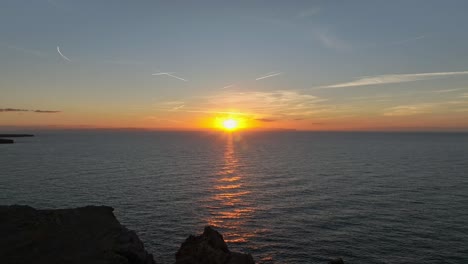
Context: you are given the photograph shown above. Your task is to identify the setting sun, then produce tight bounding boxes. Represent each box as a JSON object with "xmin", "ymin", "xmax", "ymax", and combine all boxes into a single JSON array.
[
  {"xmin": 222, "ymin": 119, "xmax": 238, "ymax": 130},
  {"xmin": 212, "ymin": 117, "xmax": 247, "ymax": 131}
]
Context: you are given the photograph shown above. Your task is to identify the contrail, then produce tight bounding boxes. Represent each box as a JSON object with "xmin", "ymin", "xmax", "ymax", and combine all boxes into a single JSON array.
[
  {"xmin": 255, "ymin": 72, "xmax": 282, "ymax": 81},
  {"xmin": 221, "ymin": 84, "xmax": 235, "ymax": 89},
  {"xmin": 152, "ymin": 72, "xmax": 188, "ymax": 82},
  {"xmin": 56, "ymin": 46, "xmax": 71, "ymax": 62},
  {"xmin": 172, "ymin": 105, "xmax": 185, "ymax": 110}
]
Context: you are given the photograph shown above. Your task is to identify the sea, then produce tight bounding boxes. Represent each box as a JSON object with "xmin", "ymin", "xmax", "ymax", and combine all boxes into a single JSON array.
[{"xmin": 1, "ymin": 130, "xmax": 467, "ymax": 263}]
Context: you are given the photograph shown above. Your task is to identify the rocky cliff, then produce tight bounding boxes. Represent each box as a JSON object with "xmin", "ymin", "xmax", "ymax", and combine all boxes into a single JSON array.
[
  {"xmin": 0, "ymin": 205, "xmax": 344, "ymax": 264},
  {"xmin": 0, "ymin": 205, "xmax": 155, "ymax": 264}
]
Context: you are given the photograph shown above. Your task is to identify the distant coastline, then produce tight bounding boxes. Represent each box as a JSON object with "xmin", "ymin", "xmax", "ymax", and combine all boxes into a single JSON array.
[
  {"xmin": 0, "ymin": 134, "xmax": 34, "ymax": 137},
  {"xmin": 0, "ymin": 134, "xmax": 34, "ymax": 144}
]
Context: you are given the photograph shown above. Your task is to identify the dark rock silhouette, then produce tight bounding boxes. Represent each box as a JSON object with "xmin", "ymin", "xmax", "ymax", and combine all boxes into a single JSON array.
[
  {"xmin": 0, "ymin": 134, "xmax": 34, "ymax": 137},
  {"xmin": 329, "ymin": 257, "xmax": 345, "ymax": 264},
  {"xmin": 0, "ymin": 205, "xmax": 155, "ymax": 264},
  {"xmin": 0, "ymin": 138, "xmax": 14, "ymax": 144},
  {"xmin": 175, "ymin": 226, "xmax": 255, "ymax": 264},
  {"xmin": 0, "ymin": 205, "xmax": 345, "ymax": 264}
]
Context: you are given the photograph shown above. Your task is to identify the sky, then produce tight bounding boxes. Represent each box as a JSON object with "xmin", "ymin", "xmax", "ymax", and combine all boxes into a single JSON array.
[{"xmin": 1, "ymin": 0, "xmax": 468, "ymax": 131}]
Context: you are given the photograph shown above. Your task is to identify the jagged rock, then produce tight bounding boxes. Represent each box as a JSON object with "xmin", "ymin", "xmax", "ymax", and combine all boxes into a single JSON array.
[
  {"xmin": 0, "ymin": 138, "xmax": 14, "ymax": 144},
  {"xmin": 329, "ymin": 257, "xmax": 345, "ymax": 264},
  {"xmin": 175, "ymin": 226, "xmax": 255, "ymax": 264},
  {"xmin": 0, "ymin": 205, "xmax": 155, "ymax": 264}
]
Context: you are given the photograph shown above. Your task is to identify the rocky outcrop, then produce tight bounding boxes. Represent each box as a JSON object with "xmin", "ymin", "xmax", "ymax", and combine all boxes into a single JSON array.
[
  {"xmin": 175, "ymin": 226, "xmax": 255, "ymax": 264},
  {"xmin": 0, "ymin": 138, "xmax": 14, "ymax": 144},
  {"xmin": 329, "ymin": 258, "xmax": 345, "ymax": 264},
  {"xmin": 0, "ymin": 205, "xmax": 345, "ymax": 264},
  {"xmin": 0, "ymin": 205, "xmax": 155, "ymax": 264}
]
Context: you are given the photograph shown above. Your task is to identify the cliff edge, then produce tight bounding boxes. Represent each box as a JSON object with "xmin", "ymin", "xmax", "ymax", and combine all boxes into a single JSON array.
[{"xmin": 0, "ymin": 205, "xmax": 155, "ymax": 264}]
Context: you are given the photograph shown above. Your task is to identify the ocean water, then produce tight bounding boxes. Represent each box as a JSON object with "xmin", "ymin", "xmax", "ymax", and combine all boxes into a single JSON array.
[{"xmin": 1, "ymin": 131, "xmax": 467, "ymax": 263}]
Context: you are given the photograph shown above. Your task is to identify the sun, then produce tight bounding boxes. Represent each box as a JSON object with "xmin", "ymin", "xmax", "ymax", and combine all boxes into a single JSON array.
[
  {"xmin": 222, "ymin": 118, "xmax": 238, "ymax": 131},
  {"xmin": 213, "ymin": 117, "xmax": 246, "ymax": 131}
]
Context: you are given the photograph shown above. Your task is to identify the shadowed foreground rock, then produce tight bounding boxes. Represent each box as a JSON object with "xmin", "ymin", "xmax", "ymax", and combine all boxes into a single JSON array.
[
  {"xmin": 0, "ymin": 205, "xmax": 155, "ymax": 264},
  {"xmin": 176, "ymin": 226, "xmax": 255, "ymax": 264},
  {"xmin": 329, "ymin": 257, "xmax": 345, "ymax": 264}
]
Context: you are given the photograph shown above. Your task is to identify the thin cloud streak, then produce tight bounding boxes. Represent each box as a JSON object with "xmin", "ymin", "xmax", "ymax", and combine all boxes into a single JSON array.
[
  {"xmin": 255, "ymin": 118, "xmax": 277, "ymax": 122},
  {"xmin": 33, "ymin": 110, "xmax": 61, "ymax": 113},
  {"xmin": 384, "ymin": 104, "xmax": 434, "ymax": 116},
  {"xmin": 255, "ymin": 72, "xmax": 282, "ymax": 81},
  {"xmin": 152, "ymin": 72, "xmax": 188, "ymax": 82},
  {"xmin": 390, "ymin": 35, "xmax": 425, "ymax": 45},
  {"xmin": 221, "ymin": 84, "xmax": 235, "ymax": 89},
  {"xmin": 314, "ymin": 29, "xmax": 350, "ymax": 51},
  {"xmin": 430, "ymin": 88, "xmax": 464, "ymax": 93},
  {"xmin": 318, "ymin": 71, "xmax": 468, "ymax": 89},
  {"xmin": 172, "ymin": 105, "xmax": 185, "ymax": 111},
  {"xmin": 1, "ymin": 108, "xmax": 61, "ymax": 113},
  {"xmin": 0, "ymin": 108, "xmax": 29, "ymax": 112},
  {"xmin": 56, "ymin": 46, "xmax": 71, "ymax": 62}
]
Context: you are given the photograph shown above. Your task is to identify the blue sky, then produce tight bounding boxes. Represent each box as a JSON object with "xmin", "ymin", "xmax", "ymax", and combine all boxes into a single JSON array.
[{"xmin": 1, "ymin": 0, "xmax": 468, "ymax": 130}]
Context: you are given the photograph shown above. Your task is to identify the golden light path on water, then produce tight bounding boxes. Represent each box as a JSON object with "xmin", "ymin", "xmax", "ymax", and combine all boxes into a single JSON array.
[{"xmin": 206, "ymin": 133, "xmax": 256, "ymax": 244}]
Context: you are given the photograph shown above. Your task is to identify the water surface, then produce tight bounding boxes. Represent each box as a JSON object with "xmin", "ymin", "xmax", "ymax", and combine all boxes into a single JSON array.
[{"xmin": 1, "ymin": 131, "xmax": 467, "ymax": 263}]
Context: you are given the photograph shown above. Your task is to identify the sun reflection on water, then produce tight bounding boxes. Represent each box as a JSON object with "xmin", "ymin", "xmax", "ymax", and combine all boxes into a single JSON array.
[{"xmin": 205, "ymin": 133, "xmax": 256, "ymax": 245}]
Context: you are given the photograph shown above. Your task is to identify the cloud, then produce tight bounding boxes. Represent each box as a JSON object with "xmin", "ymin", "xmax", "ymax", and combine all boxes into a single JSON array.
[
  {"xmin": 255, "ymin": 118, "xmax": 277, "ymax": 122},
  {"xmin": 314, "ymin": 29, "xmax": 350, "ymax": 51},
  {"xmin": 319, "ymin": 71, "xmax": 468, "ymax": 89},
  {"xmin": 0, "ymin": 108, "xmax": 61, "ymax": 113},
  {"xmin": 383, "ymin": 104, "xmax": 435, "ymax": 116},
  {"xmin": 431, "ymin": 88, "xmax": 464, "ymax": 93},
  {"xmin": 33, "ymin": 110, "xmax": 61, "ymax": 113},
  {"xmin": 157, "ymin": 90, "xmax": 342, "ymax": 121},
  {"xmin": 159, "ymin": 101, "xmax": 185, "ymax": 106},
  {"xmin": 462, "ymin": 93, "xmax": 468, "ymax": 98},
  {"xmin": 221, "ymin": 84, "xmax": 235, "ymax": 89},
  {"xmin": 171, "ymin": 105, "xmax": 184, "ymax": 111},
  {"xmin": 389, "ymin": 35, "xmax": 425, "ymax": 46},
  {"xmin": 0, "ymin": 108, "xmax": 29, "ymax": 112}
]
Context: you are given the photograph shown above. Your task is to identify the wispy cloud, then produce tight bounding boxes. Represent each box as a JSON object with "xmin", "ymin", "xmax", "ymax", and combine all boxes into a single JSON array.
[
  {"xmin": 57, "ymin": 46, "xmax": 71, "ymax": 62},
  {"xmin": 33, "ymin": 110, "xmax": 61, "ymax": 113},
  {"xmin": 152, "ymin": 71, "xmax": 188, "ymax": 82},
  {"xmin": 171, "ymin": 105, "xmax": 185, "ymax": 111},
  {"xmin": 0, "ymin": 108, "xmax": 29, "ymax": 112},
  {"xmin": 221, "ymin": 84, "xmax": 235, "ymax": 89},
  {"xmin": 383, "ymin": 104, "xmax": 435, "ymax": 116},
  {"xmin": 383, "ymin": 99, "xmax": 468, "ymax": 117},
  {"xmin": 430, "ymin": 88, "xmax": 464, "ymax": 93},
  {"xmin": 144, "ymin": 116, "xmax": 181, "ymax": 123},
  {"xmin": 156, "ymin": 90, "xmax": 346, "ymax": 121},
  {"xmin": 255, "ymin": 118, "xmax": 277, "ymax": 122},
  {"xmin": 389, "ymin": 35, "xmax": 425, "ymax": 46},
  {"xmin": 319, "ymin": 71, "xmax": 468, "ymax": 89},
  {"xmin": 461, "ymin": 93, "xmax": 468, "ymax": 98},
  {"xmin": 255, "ymin": 72, "xmax": 282, "ymax": 81},
  {"xmin": 1, "ymin": 108, "xmax": 61, "ymax": 113},
  {"xmin": 314, "ymin": 29, "xmax": 350, "ymax": 51}
]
